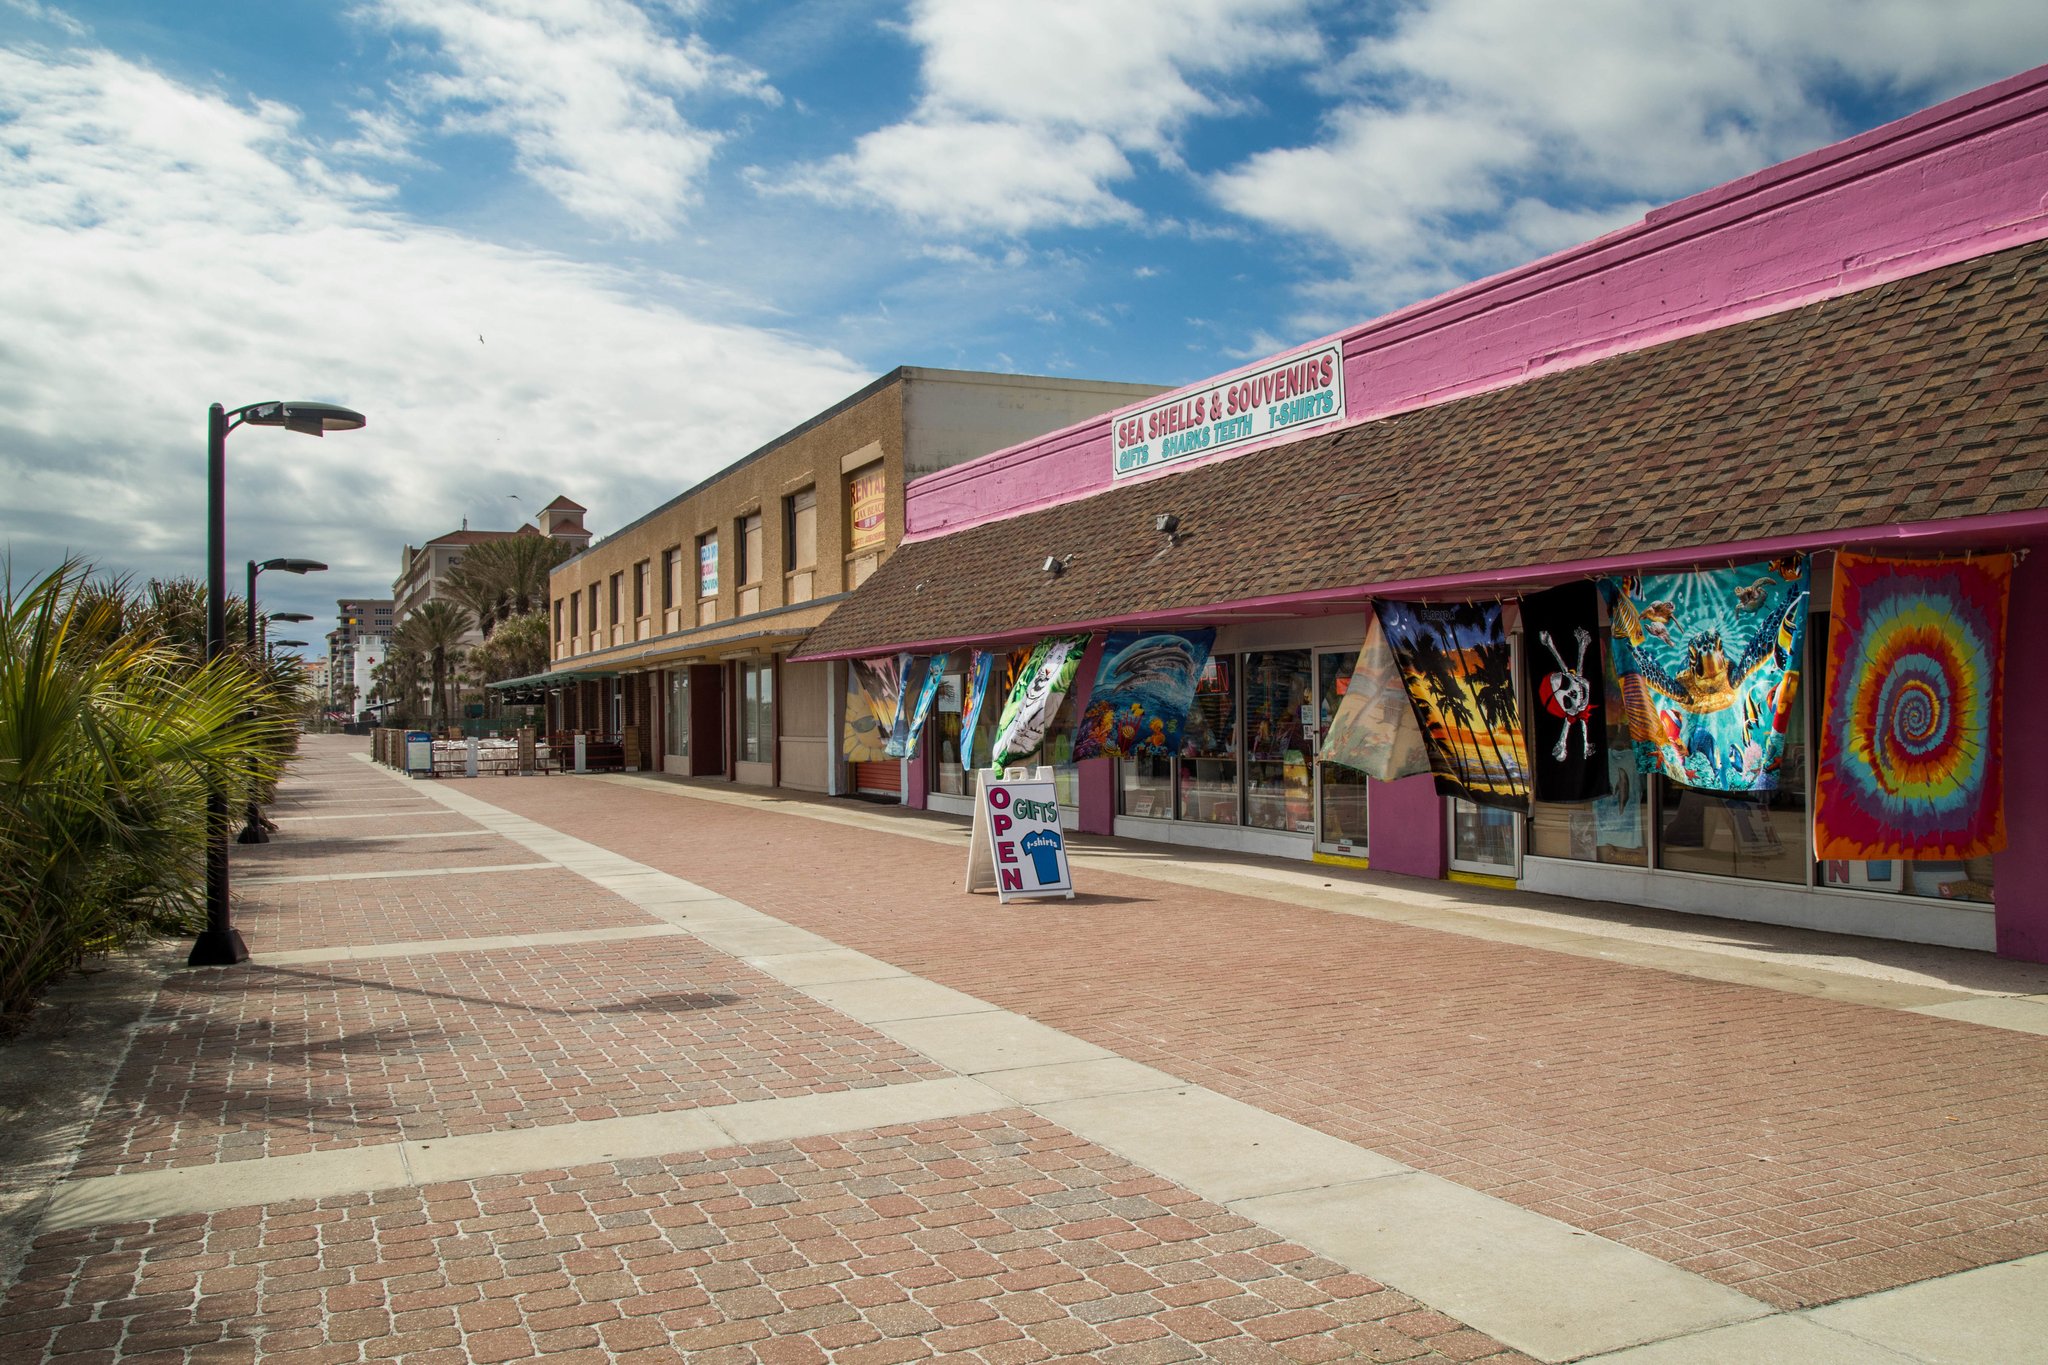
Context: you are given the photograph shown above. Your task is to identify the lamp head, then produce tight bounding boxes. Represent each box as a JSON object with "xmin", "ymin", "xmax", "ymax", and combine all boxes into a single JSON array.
[
  {"xmin": 241, "ymin": 402, "xmax": 367, "ymax": 437},
  {"xmin": 270, "ymin": 611, "xmax": 315, "ymax": 623},
  {"xmin": 1041, "ymin": 555, "xmax": 1065, "ymax": 577},
  {"xmin": 258, "ymin": 558, "xmax": 328, "ymax": 574},
  {"xmin": 1154, "ymin": 512, "xmax": 1180, "ymax": 536},
  {"xmin": 271, "ymin": 639, "xmax": 309, "ymax": 649}
]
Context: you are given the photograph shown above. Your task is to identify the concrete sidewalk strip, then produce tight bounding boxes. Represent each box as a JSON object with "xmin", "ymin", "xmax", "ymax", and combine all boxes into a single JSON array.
[
  {"xmin": 1235, "ymin": 1174, "xmax": 1772, "ymax": 1363},
  {"xmin": 1804, "ymin": 1252, "xmax": 2048, "ymax": 1363},
  {"xmin": 257, "ymin": 922, "xmax": 691, "ymax": 966},
  {"xmin": 874, "ymin": 1009, "xmax": 1116, "ymax": 1073},
  {"xmin": 688, "ymin": 921, "xmax": 842, "ymax": 957},
  {"xmin": 1036, "ymin": 1085, "xmax": 1408, "ymax": 1202},
  {"xmin": 1580, "ymin": 1314, "xmax": 1920, "ymax": 1364},
  {"xmin": 976, "ymin": 1056, "xmax": 1186, "ymax": 1104},
  {"xmin": 265, "ymin": 828, "xmax": 502, "ymax": 844},
  {"xmin": 1906, "ymin": 995, "xmax": 2048, "ymax": 1035},
  {"xmin": 235, "ymin": 861, "xmax": 556, "ymax": 886},
  {"xmin": 706, "ymin": 1076, "xmax": 1007, "ymax": 1145},
  {"xmin": 404, "ymin": 1110, "xmax": 730, "ymax": 1184},
  {"xmin": 40, "ymin": 1077, "xmax": 1011, "ymax": 1230},
  {"xmin": 804, "ymin": 975, "xmax": 1001, "ymax": 1023},
  {"xmin": 742, "ymin": 947, "xmax": 910, "ymax": 986},
  {"xmin": 43, "ymin": 1146, "xmax": 410, "ymax": 1231},
  {"xmin": 272, "ymin": 810, "xmax": 475, "ymax": 823}
]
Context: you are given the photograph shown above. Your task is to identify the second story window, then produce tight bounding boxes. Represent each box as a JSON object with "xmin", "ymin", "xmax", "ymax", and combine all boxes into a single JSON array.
[
  {"xmin": 568, "ymin": 593, "xmax": 579, "ymax": 638},
  {"xmin": 587, "ymin": 583, "xmax": 598, "ymax": 634},
  {"xmin": 661, "ymin": 548, "xmax": 678, "ymax": 611},
  {"xmin": 785, "ymin": 488, "xmax": 817, "ymax": 572},
  {"xmin": 634, "ymin": 560, "xmax": 649, "ymax": 618},
  {"xmin": 697, "ymin": 533, "xmax": 719, "ymax": 598},
  {"xmin": 738, "ymin": 512, "xmax": 764, "ymax": 586},
  {"xmin": 608, "ymin": 572, "xmax": 622, "ymax": 626},
  {"xmin": 553, "ymin": 598, "xmax": 563, "ymax": 641}
]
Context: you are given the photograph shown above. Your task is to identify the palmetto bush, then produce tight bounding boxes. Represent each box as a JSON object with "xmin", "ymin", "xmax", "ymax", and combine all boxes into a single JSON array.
[{"xmin": 0, "ymin": 562, "xmax": 287, "ymax": 1028}]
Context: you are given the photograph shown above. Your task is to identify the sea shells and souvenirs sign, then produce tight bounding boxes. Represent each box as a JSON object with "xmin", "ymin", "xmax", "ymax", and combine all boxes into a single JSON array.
[
  {"xmin": 1111, "ymin": 343, "xmax": 1345, "ymax": 480},
  {"xmin": 964, "ymin": 770, "xmax": 1074, "ymax": 902}
]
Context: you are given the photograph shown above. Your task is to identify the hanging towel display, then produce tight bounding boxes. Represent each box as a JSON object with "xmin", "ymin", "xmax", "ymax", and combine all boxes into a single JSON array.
[
  {"xmin": 885, "ymin": 654, "xmax": 949, "ymax": 760},
  {"xmin": 885, "ymin": 655, "xmax": 936, "ymax": 758},
  {"xmin": 1521, "ymin": 582, "xmax": 1611, "ymax": 801},
  {"xmin": 1074, "ymin": 629, "xmax": 1217, "ymax": 760},
  {"xmin": 1603, "ymin": 555, "xmax": 1809, "ymax": 793},
  {"xmin": 1321, "ymin": 612, "xmax": 1431, "ymax": 781},
  {"xmin": 1374, "ymin": 600, "xmax": 1529, "ymax": 813},
  {"xmin": 990, "ymin": 635, "xmax": 1089, "ymax": 769},
  {"xmin": 1815, "ymin": 551, "xmax": 2010, "ymax": 860},
  {"xmin": 843, "ymin": 655, "xmax": 904, "ymax": 764},
  {"xmin": 956, "ymin": 651, "xmax": 997, "ymax": 770}
]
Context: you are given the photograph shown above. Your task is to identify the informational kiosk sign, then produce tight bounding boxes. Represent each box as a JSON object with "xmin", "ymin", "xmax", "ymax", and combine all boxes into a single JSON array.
[
  {"xmin": 965, "ymin": 769, "xmax": 1075, "ymax": 903},
  {"xmin": 1111, "ymin": 341, "xmax": 1345, "ymax": 480}
]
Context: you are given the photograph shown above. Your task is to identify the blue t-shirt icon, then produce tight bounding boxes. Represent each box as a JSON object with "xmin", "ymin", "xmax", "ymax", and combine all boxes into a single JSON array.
[{"xmin": 1019, "ymin": 828, "xmax": 1064, "ymax": 884}]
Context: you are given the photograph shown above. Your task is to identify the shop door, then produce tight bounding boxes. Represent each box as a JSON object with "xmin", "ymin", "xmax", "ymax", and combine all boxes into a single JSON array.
[
  {"xmin": 1313, "ymin": 648, "xmax": 1369, "ymax": 860},
  {"xmin": 665, "ymin": 670, "xmax": 691, "ymax": 770}
]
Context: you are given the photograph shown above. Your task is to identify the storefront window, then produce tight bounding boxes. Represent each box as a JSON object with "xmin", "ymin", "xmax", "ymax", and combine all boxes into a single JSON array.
[
  {"xmin": 1245, "ymin": 651, "xmax": 1313, "ymax": 833},
  {"xmin": 1528, "ymin": 650, "xmax": 1648, "ymax": 867},
  {"xmin": 1120, "ymin": 754, "xmax": 1172, "ymax": 818},
  {"xmin": 1177, "ymin": 656, "xmax": 1238, "ymax": 824},
  {"xmin": 1655, "ymin": 675, "xmax": 1807, "ymax": 883},
  {"xmin": 738, "ymin": 661, "xmax": 773, "ymax": 764},
  {"xmin": 1450, "ymin": 799, "xmax": 1518, "ymax": 870}
]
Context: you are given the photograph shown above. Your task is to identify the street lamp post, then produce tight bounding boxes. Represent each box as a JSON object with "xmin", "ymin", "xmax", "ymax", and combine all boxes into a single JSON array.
[
  {"xmin": 238, "ymin": 564, "xmax": 324, "ymax": 845},
  {"xmin": 194, "ymin": 400, "xmax": 365, "ymax": 968}
]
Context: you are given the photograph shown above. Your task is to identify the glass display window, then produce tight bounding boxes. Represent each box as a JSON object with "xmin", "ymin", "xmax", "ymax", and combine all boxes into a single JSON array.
[
  {"xmin": 1177, "ymin": 655, "xmax": 1239, "ymax": 824},
  {"xmin": 1244, "ymin": 650, "xmax": 1313, "ymax": 833},
  {"xmin": 1119, "ymin": 753, "xmax": 1172, "ymax": 818},
  {"xmin": 930, "ymin": 669, "xmax": 968, "ymax": 797}
]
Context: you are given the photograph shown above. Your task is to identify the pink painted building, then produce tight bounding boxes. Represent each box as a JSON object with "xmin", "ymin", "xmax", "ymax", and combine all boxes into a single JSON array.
[{"xmin": 796, "ymin": 66, "xmax": 2048, "ymax": 961}]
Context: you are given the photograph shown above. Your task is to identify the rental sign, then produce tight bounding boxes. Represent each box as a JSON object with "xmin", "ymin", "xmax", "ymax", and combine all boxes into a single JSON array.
[{"xmin": 1111, "ymin": 342, "xmax": 1345, "ymax": 480}]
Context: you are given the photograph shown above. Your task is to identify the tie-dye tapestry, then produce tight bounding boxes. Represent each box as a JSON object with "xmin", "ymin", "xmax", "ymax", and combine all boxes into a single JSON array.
[
  {"xmin": 990, "ymin": 635, "xmax": 1089, "ymax": 769},
  {"xmin": 1321, "ymin": 613, "xmax": 1431, "ymax": 781},
  {"xmin": 1603, "ymin": 555, "xmax": 1810, "ymax": 794},
  {"xmin": 1521, "ymin": 582, "xmax": 1611, "ymax": 802},
  {"xmin": 843, "ymin": 655, "xmax": 904, "ymax": 764},
  {"xmin": 885, "ymin": 654, "xmax": 937, "ymax": 758},
  {"xmin": 956, "ymin": 651, "xmax": 997, "ymax": 770},
  {"xmin": 1814, "ymin": 551, "xmax": 2011, "ymax": 860},
  {"xmin": 1074, "ymin": 629, "xmax": 1216, "ymax": 760},
  {"xmin": 1373, "ymin": 600, "xmax": 1529, "ymax": 813}
]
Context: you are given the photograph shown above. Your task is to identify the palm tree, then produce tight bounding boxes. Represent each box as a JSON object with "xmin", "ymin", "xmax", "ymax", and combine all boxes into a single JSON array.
[
  {"xmin": 447, "ymin": 535, "xmax": 574, "ymax": 638},
  {"xmin": 394, "ymin": 600, "xmax": 471, "ymax": 728},
  {"xmin": 1469, "ymin": 635, "xmax": 1523, "ymax": 788},
  {"xmin": 1, "ymin": 561, "xmax": 285, "ymax": 1026}
]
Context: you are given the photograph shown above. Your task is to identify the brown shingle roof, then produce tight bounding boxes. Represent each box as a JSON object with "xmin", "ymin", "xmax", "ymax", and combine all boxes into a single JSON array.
[{"xmin": 795, "ymin": 239, "xmax": 2048, "ymax": 660}]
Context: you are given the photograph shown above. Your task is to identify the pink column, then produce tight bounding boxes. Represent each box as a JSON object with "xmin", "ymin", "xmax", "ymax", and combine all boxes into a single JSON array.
[
  {"xmin": 1995, "ymin": 546, "xmax": 2048, "ymax": 961},
  {"xmin": 905, "ymin": 739, "xmax": 930, "ymax": 810},
  {"xmin": 1368, "ymin": 775, "xmax": 1448, "ymax": 881},
  {"xmin": 1066, "ymin": 634, "xmax": 1114, "ymax": 835}
]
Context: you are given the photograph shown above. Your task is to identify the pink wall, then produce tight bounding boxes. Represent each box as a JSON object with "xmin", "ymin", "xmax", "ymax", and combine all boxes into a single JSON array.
[
  {"xmin": 1367, "ymin": 776, "xmax": 1448, "ymax": 881},
  {"xmin": 1994, "ymin": 548, "xmax": 2047, "ymax": 962},
  {"xmin": 907, "ymin": 64, "xmax": 2048, "ymax": 542}
]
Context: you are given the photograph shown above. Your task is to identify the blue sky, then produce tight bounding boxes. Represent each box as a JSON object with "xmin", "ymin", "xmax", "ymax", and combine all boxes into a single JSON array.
[{"xmin": 3, "ymin": 0, "xmax": 2046, "ymax": 649}]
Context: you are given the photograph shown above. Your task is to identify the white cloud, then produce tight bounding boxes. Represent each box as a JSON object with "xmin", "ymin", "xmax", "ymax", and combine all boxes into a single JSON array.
[
  {"xmin": 355, "ymin": 0, "xmax": 778, "ymax": 238},
  {"xmin": 0, "ymin": 46, "xmax": 868, "ymax": 609},
  {"xmin": 3, "ymin": 0, "xmax": 87, "ymax": 38},
  {"xmin": 779, "ymin": 0, "xmax": 1320, "ymax": 235},
  {"xmin": 1213, "ymin": 0, "xmax": 2048, "ymax": 311}
]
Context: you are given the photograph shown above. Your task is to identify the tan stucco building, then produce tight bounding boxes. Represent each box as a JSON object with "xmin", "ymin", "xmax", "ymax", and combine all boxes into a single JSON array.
[{"xmin": 540, "ymin": 367, "xmax": 1161, "ymax": 793}]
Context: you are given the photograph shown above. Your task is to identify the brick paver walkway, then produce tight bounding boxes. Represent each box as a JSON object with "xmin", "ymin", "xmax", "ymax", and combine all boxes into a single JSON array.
[
  {"xmin": 458, "ymin": 770, "xmax": 2048, "ymax": 1313},
  {"xmin": 0, "ymin": 740, "xmax": 1545, "ymax": 1364}
]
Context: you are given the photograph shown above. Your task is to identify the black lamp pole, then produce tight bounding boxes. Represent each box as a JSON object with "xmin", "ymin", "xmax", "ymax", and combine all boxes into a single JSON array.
[
  {"xmin": 238, "ymin": 565, "xmax": 323, "ymax": 845},
  {"xmin": 193, "ymin": 400, "xmax": 365, "ymax": 968}
]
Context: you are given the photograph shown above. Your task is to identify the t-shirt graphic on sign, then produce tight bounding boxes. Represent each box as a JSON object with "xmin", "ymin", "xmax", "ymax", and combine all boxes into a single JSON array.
[{"xmin": 1019, "ymin": 828, "xmax": 1065, "ymax": 885}]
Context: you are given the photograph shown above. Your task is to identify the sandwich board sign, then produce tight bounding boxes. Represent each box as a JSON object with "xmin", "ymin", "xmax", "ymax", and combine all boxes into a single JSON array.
[{"xmin": 965, "ymin": 768, "xmax": 1074, "ymax": 902}]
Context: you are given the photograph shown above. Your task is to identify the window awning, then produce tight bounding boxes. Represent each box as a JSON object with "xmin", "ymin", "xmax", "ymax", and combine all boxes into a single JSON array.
[{"xmin": 794, "ymin": 239, "xmax": 2048, "ymax": 662}]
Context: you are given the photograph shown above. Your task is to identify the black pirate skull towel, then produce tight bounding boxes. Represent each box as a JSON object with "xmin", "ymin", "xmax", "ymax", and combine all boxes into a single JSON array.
[{"xmin": 1522, "ymin": 582, "xmax": 1611, "ymax": 802}]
